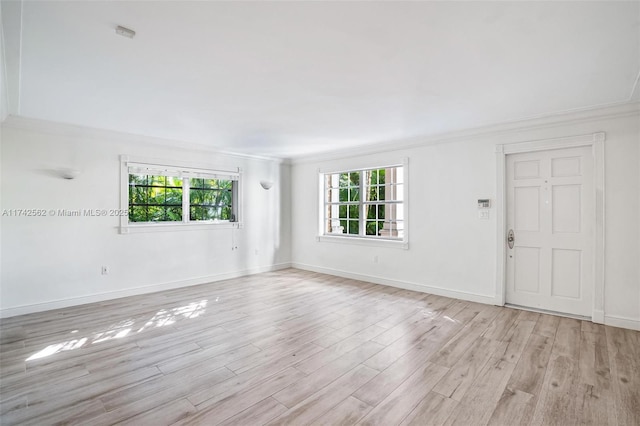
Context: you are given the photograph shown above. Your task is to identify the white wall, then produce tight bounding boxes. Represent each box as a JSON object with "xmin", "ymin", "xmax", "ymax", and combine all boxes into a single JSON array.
[
  {"xmin": 0, "ymin": 120, "xmax": 291, "ymax": 316},
  {"xmin": 1, "ymin": 0, "xmax": 21, "ymax": 121},
  {"xmin": 0, "ymin": 0, "xmax": 8, "ymax": 122},
  {"xmin": 1, "ymin": 106, "xmax": 638, "ymax": 330},
  {"xmin": 291, "ymin": 106, "xmax": 640, "ymax": 329}
]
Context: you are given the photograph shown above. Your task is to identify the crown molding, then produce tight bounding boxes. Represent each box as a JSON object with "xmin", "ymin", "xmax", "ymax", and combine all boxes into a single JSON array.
[
  {"xmin": 289, "ymin": 101, "xmax": 640, "ymax": 165},
  {"xmin": 0, "ymin": 115, "xmax": 287, "ymax": 164},
  {"xmin": 2, "ymin": 101, "xmax": 638, "ymax": 167}
]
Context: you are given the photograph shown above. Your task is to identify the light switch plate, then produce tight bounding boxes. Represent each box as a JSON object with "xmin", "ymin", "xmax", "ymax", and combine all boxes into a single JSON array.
[{"xmin": 479, "ymin": 210, "xmax": 490, "ymax": 220}]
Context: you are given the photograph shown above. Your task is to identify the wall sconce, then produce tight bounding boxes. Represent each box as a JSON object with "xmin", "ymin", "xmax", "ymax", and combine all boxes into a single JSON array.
[
  {"xmin": 260, "ymin": 180, "xmax": 274, "ymax": 190},
  {"xmin": 115, "ymin": 25, "xmax": 136, "ymax": 39},
  {"xmin": 59, "ymin": 168, "xmax": 81, "ymax": 180}
]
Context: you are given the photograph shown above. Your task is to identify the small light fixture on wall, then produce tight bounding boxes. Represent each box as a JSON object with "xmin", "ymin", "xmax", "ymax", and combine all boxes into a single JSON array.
[
  {"xmin": 58, "ymin": 168, "xmax": 81, "ymax": 180},
  {"xmin": 115, "ymin": 25, "xmax": 136, "ymax": 39},
  {"xmin": 260, "ymin": 180, "xmax": 274, "ymax": 190}
]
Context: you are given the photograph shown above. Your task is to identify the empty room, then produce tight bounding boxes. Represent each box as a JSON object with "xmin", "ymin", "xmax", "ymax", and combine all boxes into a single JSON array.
[{"xmin": 0, "ymin": 1, "xmax": 639, "ymax": 425}]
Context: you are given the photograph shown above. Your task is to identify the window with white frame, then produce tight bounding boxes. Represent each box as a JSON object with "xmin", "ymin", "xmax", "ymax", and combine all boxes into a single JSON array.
[
  {"xmin": 322, "ymin": 165, "xmax": 405, "ymax": 240},
  {"xmin": 128, "ymin": 174, "xmax": 185, "ymax": 222},
  {"xmin": 122, "ymin": 158, "xmax": 241, "ymax": 230}
]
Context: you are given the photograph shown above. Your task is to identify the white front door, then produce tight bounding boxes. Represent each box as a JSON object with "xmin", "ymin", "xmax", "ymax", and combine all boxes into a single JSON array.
[{"xmin": 505, "ymin": 146, "xmax": 594, "ymax": 317}]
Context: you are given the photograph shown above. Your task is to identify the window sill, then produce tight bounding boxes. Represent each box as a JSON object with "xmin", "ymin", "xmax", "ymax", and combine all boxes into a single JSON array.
[
  {"xmin": 120, "ymin": 221, "xmax": 243, "ymax": 234},
  {"xmin": 316, "ymin": 234, "xmax": 409, "ymax": 250}
]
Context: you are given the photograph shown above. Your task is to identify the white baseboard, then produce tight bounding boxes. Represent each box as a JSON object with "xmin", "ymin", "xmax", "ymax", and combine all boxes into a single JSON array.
[
  {"xmin": 0, "ymin": 263, "xmax": 292, "ymax": 319},
  {"xmin": 604, "ymin": 314, "xmax": 640, "ymax": 331},
  {"xmin": 291, "ymin": 263, "xmax": 498, "ymax": 306},
  {"xmin": 6, "ymin": 262, "xmax": 637, "ymax": 331},
  {"xmin": 592, "ymin": 309, "xmax": 605, "ymax": 324},
  {"xmin": 292, "ymin": 264, "xmax": 640, "ymax": 331}
]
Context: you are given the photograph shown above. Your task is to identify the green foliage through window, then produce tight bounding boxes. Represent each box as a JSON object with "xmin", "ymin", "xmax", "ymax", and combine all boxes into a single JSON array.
[
  {"xmin": 128, "ymin": 173, "xmax": 237, "ymax": 224},
  {"xmin": 189, "ymin": 178, "xmax": 233, "ymax": 221},
  {"xmin": 323, "ymin": 166, "xmax": 404, "ymax": 239},
  {"xmin": 129, "ymin": 174, "xmax": 183, "ymax": 222}
]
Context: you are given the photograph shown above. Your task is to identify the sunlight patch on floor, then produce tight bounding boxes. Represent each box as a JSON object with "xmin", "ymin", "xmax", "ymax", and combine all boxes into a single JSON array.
[
  {"xmin": 25, "ymin": 299, "xmax": 208, "ymax": 362},
  {"xmin": 26, "ymin": 337, "xmax": 88, "ymax": 361},
  {"xmin": 136, "ymin": 299, "xmax": 208, "ymax": 332}
]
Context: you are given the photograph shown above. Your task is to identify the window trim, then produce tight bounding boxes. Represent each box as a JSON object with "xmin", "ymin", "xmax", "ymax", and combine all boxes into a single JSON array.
[
  {"xmin": 119, "ymin": 155, "xmax": 243, "ymax": 234},
  {"xmin": 317, "ymin": 158, "xmax": 409, "ymax": 249}
]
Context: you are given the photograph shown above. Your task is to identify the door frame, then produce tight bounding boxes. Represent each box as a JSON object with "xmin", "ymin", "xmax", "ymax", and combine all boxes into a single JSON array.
[{"xmin": 495, "ymin": 132, "xmax": 606, "ymax": 322}]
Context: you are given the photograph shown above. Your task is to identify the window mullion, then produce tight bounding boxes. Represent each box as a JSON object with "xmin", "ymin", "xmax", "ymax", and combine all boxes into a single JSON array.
[
  {"xmin": 359, "ymin": 170, "xmax": 365, "ymax": 236},
  {"xmin": 183, "ymin": 177, "xmax": 190, "ymax": 223}
]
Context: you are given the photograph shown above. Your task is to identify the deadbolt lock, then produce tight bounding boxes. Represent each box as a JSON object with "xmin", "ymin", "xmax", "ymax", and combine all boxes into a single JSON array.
[{"xmin": 507, "ymin": 229, "xmax": 515, "ymax": 249}]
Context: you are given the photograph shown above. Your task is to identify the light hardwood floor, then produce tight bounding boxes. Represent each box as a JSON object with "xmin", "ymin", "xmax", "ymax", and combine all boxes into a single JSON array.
[{"xmin": 1, "ymin": 268, "xmax": 638, "ymax": 425}]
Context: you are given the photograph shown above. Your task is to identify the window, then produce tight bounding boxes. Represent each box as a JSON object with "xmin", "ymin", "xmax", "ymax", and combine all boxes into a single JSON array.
[
  {"xmin": 129, "ymin": 175, "xmax": 183, "ymax": 222},
  {"xmin": 322, "ymin": 165, "xmax": 405, "ymax": 241},
  {"xmin": 189, "ymin": 178, "xmax": 234, "ymax": 221},
  {"xmin": 121, "ymin": 157, "xmax": 241, "ymax": 232}
]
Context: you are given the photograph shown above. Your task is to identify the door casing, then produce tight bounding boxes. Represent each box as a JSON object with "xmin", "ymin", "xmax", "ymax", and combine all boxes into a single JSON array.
[{"xmin": 495, "ymin": 132, "xmax": 605, "ymax": 323}]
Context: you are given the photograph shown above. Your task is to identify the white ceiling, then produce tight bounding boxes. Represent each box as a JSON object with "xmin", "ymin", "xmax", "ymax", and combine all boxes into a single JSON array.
[{"xmin": 3, "ymin": 1, "xmax": 639, "ymax": 158}]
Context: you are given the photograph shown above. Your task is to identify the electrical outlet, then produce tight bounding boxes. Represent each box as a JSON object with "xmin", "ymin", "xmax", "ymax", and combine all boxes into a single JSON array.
[{"xmin": 101, "ymin": 266, "xmax": 109, "ymax": 275}]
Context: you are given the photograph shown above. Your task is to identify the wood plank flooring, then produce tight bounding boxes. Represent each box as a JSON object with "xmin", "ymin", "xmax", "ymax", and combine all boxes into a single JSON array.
[{"xmin": 1, "ymin": 268, "xmax": 638, "ymax": 425}]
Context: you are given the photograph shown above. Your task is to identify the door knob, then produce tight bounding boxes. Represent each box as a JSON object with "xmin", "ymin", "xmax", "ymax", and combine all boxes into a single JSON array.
[{"xmin": 507, "ymin": 229, "xmax": 515, "ymax": 249}]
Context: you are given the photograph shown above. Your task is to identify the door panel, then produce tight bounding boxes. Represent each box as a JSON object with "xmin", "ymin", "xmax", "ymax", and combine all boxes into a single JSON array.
[
  {"xmin": 551, "ymin": 156, "xmax": 581, "ymax": 177},
  {"xmin": 506, "ymin": 146, "xmax": 594, "ymax": 317},
  {"xmin": 514, "ymin": 160, "xmax": 541, "ymax": 179},
  {"xmin": 514, "ymin": 247, "xmax": 540, "ymax": 293},
  {"xmin": 514, "ymin": 187, "xmax": 540, "ymax": 231},
  {"xmin": 551, "ymin": 249, "xmax": 582, "ymax": 299},
  {"xmin": 552, "ymin": 184, "xmax": 581, "ymax": 233}
]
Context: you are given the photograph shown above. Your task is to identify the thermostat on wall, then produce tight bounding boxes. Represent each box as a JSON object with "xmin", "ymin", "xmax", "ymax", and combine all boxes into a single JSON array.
[{"xmin": 478, "ymin": 199, "xmax": 491, "ymax": 209}]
